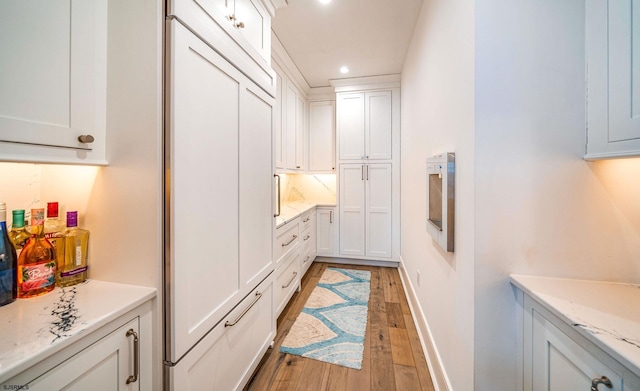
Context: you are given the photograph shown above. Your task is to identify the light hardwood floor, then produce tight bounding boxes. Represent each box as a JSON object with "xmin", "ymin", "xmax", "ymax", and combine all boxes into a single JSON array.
[{"xmin": 245, "ymin": 262, "xmax": 435, "ymax": 391}]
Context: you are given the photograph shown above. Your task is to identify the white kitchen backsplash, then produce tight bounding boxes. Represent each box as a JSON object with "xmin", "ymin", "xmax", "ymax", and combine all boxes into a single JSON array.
[
  {"xmin": 0, "ymin": 162, "xmax": 99, "ymax": 227},
  {"xmin": 282, "ymin": 174, "xmax": 336, "ymax": 204}
]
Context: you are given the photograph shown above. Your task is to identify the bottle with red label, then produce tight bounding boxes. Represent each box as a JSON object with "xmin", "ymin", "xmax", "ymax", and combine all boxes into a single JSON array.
[{"xmin": 17, "ymin": 208, "xmax": 56, "ymax": 298}]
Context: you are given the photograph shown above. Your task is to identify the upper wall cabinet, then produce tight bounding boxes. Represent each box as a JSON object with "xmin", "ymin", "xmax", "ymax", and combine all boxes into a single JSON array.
[
  {"xmin": 0, "ymin": 0, "xmax": 107, "ymax": 165},
  {"xmin": 337, "ymin": 90, "xmax": 392, "ymax": 161},
  {"xmin": 168, "ymin": 0, "xmax": 277, "ymax": 95},
  {"xmin": 585, "ymin": 0, "xmax": 640, "ymax": 160},
  {"xmin": 273, "ymin": 62, "xmax": 306, "ymax": 172},
  {"xmin": 308, "ymin": 100, "xmax": 336, "ymax": 172}
]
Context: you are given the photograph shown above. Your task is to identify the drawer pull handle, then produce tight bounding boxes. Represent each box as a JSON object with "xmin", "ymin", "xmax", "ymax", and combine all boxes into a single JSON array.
[
  {"xmin": 591, "ymin": 376, "xmax": 613, "ymax": 391},
  {"xmin": 329, "ymin": 210, "xmax": 333, "ymax": 223},
  {"xmin": 225, "ymin": 291, "xmax": 262, "ymax": 327},
  {"xmin": 303, "ymin": 217, "xmax": 310, "ymax": 223},
  {"xmin": 303, "ymin": 235, "xmax": 310, "ymax": 241},
  {"xmin": 282, "ymin": 235, "xmax": 298, "ymax": 247},
  {"xmin": 126, "ymin": 329, "xmax": 139, "ymax": 384},
  {"xmin": 282, "ymin": 271, "xmax": 298, "ymax": 289},
  {"xmin": 303, "ymin": 255, "xmax": 310, "ymax": 263}
]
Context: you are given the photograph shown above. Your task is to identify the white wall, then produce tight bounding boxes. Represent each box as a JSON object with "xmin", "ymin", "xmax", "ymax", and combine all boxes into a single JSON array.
[
  {"xmin": 474, "ymin": 1, "xmax": 640, "ymax": 390},
  {"xmin": 400, "ymin": 0, "xmax": 475, "ymax": 389},
  {"xmin": 403, "ymin": 0, "xmax": 640, "ymax": 389}
]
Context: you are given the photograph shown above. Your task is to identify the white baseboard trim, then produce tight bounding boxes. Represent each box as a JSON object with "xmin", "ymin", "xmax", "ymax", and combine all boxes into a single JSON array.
[{"xmin": 397, "ymin": 256, "xmax": 452, "ymax": 391}]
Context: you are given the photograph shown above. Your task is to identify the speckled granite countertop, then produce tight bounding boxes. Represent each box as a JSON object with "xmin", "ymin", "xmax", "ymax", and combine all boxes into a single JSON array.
[
  {"xmin": 276, "ymin": 201, "xmax": 336, "ymax": 228},
  {"xmin": 0, "ymin": 280, "xmax": 156, "ymax": 383},
  {"xmin": 511, "ymin": 275, "xmax": 640, "ymax": 376}
]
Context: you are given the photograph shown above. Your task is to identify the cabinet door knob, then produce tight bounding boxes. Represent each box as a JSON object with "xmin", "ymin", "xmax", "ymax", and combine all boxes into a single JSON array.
[
  {"xmin": 591, "ymin": 376, "xmax": 613, "ymax": 391},
  {"xmin": 77, "ymin": 134, "xmax": 94, "ymax": 143},
  {"xmin": 235, "ymin": 21, "xmax": 245, "ymax": 29}
]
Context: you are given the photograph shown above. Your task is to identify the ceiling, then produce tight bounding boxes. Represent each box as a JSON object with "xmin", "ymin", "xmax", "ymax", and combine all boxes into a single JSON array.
[{"xmin": 271, "ymin": 0, "xmax": 424, "ymax": 88}]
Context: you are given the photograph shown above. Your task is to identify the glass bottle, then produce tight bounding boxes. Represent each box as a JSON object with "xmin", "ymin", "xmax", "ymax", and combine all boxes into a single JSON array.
[
  {"xmin": 0, "ymin": 203, "xmax": 17, "ymax": 306},
  {"xmin": 9, "ymin": 209, "xmax": 31, "ymax": 258},
  {"xmin": 57, "ymin": 211, "xmax": 89, "ymax": 287},
  {"xmin": 44, "ymin": 202, "xmax": 65, "ymax": 267},
  {"xmin": 17, "ymin": 208, "xmax": 56, "ymax": 298}
]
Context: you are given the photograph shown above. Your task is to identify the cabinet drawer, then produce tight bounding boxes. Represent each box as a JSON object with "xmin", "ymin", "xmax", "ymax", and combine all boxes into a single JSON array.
[
  {"xmin": 275, "ymin": 219, "xmax": 299, "ymax": 264},
  {"xmin": 169, "ymin": 276, "xmax": 275, "ymax": 391},
  {"xmin": 300, "ymin": 247, "xmax": 313, "ymax": 277},
  {"xmin": 300, "ymin": 210, "xmax": 315, "ymax": 233},
  {"xmin": 275, "ymin": 250, "xmax": 300, "ymax": 317}
]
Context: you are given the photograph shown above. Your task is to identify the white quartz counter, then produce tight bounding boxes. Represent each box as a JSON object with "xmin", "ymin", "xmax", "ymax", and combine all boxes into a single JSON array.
[
  {"xmin": 511, "ymin": 275, "xmax": 640, "ymax": 376},
  {"xmin": 276, "ymin": 201, "xmax": 336, "ymax": 228},
  {"xmin": 0, "ymin": 280, "xmax": 156, "ymax": 383}
]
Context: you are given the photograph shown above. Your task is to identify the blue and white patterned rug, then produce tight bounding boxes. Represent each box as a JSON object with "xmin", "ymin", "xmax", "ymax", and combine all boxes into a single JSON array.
[{"xmin": 280, "ymin": 267, "xmax": 371, "ymax": 370}]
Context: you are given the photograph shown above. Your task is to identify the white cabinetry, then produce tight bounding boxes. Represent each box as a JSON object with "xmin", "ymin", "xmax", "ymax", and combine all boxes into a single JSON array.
[
  {"xmin": 166, "ymin": 19, "xmax": 273, "ymax": 363},
  {"xmin": 316, "ymin": 207, "xmax": 337, "ymax": 256},
  {"xmin": 522, "ymin": 295, "xmax": 640, "ymax": 391},
  {"xmin": 2, "ymin": 301, "xmax": 153, "ymax": 391},
  {"xmin": 299, "ymin": 209, "xmax": 316, "ymax": 275},
  {"xmin": 0, "ymin": 0, "xmax": 107, "ymax": 164},
  {"xmin": 274, "ymin": 249, "xmax": 300, "ymax": 317},
  {"xmin": 337, "ymin": 91, "xmax": 392, "ymax": 161},
  {"xmin": 168, "ymin": 276, "xmax": 275, "ymax": 391},
  {"xmin": 585, "ymin": 0, "xmax": 640, "ymax": 159},
  {"xmin": 339, "ymin": 164, "xmax": 392, "ymax": 259},
  {"xmin": 308, "ymin": 101, "xmax": 336, "ymax": 172},
  {"xmin": 274, "ymin": 64, "xmax": 306, "ymax": 171}
]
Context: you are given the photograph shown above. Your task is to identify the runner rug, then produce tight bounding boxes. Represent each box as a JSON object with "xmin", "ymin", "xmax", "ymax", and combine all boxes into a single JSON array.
[{"xmin": 280, "ymin": 267, "xmax": 371, "ymax": 370}]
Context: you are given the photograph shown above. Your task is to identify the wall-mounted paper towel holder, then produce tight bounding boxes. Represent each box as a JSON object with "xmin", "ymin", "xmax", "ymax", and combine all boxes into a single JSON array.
[{"xmin": 426, "ymin": 152, "xmax": 455, "ymax": 252}]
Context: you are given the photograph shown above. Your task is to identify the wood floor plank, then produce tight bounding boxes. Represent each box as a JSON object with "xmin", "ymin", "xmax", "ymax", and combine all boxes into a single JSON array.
[
  {"xmin": 403, "ymin": 314, "xmax": 436, "ymax": 391},
  {"xmin": 389, "ymin": 326, "xmax": 415, "ymax": 367},
  {"xmin": 269, "ymin": 355, "xmax": 306, "ymax": 391},
  {"xmin": 294, "ymin": 359, "xmax": 329, "ymax": 391},
  {"xmin": 394, "ymin": 364, "xmax": 422, "ymax": 391},
  {"xmin": 370, "ymin": 269, "xmax": 396, "ymax": 391},
  {"xmin": 386, "ymin": 302, "xmax": 406, "ymax": 329},
  {"xmin": 381, "ymin": 267, "xmax": 400, "ymax": 303},
  {"xmin": 324, "ymin": 364, "xmax": 349, "ymax": 391}
]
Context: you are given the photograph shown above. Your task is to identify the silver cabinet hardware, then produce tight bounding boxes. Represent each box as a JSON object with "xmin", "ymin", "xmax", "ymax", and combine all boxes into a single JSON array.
[
  {"xmin": 126, "ymin": 329, "xmax": 139, "ymax": 384},
  {"xmin": 365, "ymin": 155, "xmax": 369, "ymax": 159},
  {"xmin": 77, "ymin": 134, "xmax": 95, "ymax": 143},
  {"xmin": 303, "ymin": 255, "xmax": 310, "ymax": 263},
  {"xmin": 361, "ymin": 165, "xmax": 364, "ymax": 180},
  {"xmin": 366, "ymin": 164, "xmax": 369, "ymax": 180},
  {"xmin": 282, "ymin": 272, "xmax": 298, "ymax": 289},
  {"xmin": 225, "ymin": 291, "xmax": 262, "ymax": 327},
  {"xmin": 329, "ymin": 210, "xmax": 333, "ymax": 223},
  {"xmin": 296, "ymin": 165, "xmax": 301, "ymax": 168},
  {"xmin": 227, "ymin": 14, "xmax": 236, "ymax": 20},
  {"xmin": 235, "ymin": 21, "xmax": 245, "ymax": 29},
  {"xmin": 282, "ymin": 235, "xmax": 297, "ymax": 247},
  {"xmin": 274, "ymin": 174, "xmax": 281, "ymax": 217},
  {"xmin": 302, "ymin": 217, "xmax": 310, "ymax": 223},
  {"xmin": 303, "ymin": 235, "xmax": 310, "ymax": 241},
  {"xmin": 591, "ymin": 376, "xmax": 613, "ymax": 391}
]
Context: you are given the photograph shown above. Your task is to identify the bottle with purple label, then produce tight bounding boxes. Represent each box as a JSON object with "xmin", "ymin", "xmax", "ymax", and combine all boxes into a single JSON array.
[{"xmin": 57, "ymin": 211, "xmax": 89, "ymax": 287}]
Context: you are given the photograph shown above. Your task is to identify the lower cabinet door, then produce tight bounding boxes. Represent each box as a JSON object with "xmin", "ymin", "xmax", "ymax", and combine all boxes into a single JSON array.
[
  {"xmin": 274, "ymin": 250, "xmax": 300, "ymax": 317},
  {"xmin": 531, "ymin": 310, "xmax": 623, "ymax": 391},
  {"xmin": 169, "ymin": 276, "xmax": 275, "ymax": 391},
  {"xmin": 12, "ymin": 318, "xmax": 140, "ymax": 391}
]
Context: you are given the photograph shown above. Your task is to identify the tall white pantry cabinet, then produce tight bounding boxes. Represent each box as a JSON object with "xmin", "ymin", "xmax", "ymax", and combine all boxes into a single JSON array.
[
  {"xmin": 335, "ymin": 79, "xmax": 401, "ymax": 263},
  {"xmin": 164, "ymin": 0, "xmax": 282, "ymax": 389}
]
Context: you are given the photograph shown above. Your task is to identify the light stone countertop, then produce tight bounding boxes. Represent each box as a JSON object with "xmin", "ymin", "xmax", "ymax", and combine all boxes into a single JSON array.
[
  {"xmin": 276, "ymin": 201, "xmax": 336, "ymax": 228},
  {"xmin": 0, "ymin": 280, "xmax": 156, "ymax": 383},
  {"xmin": 510, "ymin": 274, "xmax": 640, "ymax": 376}
]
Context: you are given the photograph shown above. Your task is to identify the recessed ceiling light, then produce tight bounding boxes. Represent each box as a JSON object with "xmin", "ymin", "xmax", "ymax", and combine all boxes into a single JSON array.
[
  {"xmin": 340, "ymin": 66, "xmax": 349, "ymax": 74},
  {"xmin": 319, "ymin": 0, "xmax": 332, "ymax": 4}
]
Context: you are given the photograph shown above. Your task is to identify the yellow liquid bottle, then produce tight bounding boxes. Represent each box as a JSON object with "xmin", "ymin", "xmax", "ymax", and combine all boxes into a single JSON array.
[{"xmin": 57, "ymin": 211, "xmax": 89, "ymax": 287}]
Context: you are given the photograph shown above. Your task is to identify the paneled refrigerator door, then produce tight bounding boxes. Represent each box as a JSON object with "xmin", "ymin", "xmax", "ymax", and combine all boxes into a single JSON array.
[{"xmin": 165, "ymin": 19, "xmax": 244, "ymax": 363}]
